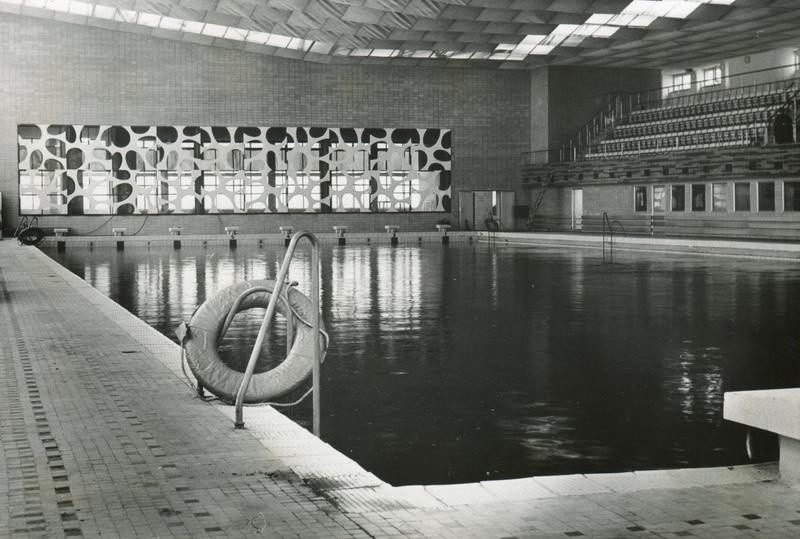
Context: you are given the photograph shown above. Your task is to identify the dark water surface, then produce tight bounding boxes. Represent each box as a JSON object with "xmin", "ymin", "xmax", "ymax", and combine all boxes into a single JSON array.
[{"xmin": 43, "ymin": 243, "xmax": 800, "ymax": 485}]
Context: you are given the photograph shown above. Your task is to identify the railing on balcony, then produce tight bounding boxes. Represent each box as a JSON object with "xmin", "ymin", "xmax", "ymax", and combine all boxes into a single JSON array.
[{"xmin": 523, "ymin": 64, "xmax": 800, "ymax": 166}]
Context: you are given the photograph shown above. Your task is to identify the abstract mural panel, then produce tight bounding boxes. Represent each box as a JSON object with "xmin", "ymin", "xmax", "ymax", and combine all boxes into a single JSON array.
[{"xmin": 17, "ymin": 125, "xmax": 452, "ymax": 215}]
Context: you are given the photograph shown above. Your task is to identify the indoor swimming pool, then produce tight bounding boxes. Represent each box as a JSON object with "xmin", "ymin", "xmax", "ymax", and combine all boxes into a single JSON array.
[{"xmin": 42, "ymin": 242, "xmax": 800, "ymax": 486}]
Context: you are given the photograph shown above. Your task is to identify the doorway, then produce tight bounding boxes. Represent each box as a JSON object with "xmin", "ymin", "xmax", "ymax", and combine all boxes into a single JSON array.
[
  {"xmin": 571, "ymin": 188, "xmax": 583, "ymax": 231},
  {"xmin": 459, "ymin": 190, "xmax": 515, "ymax": 231}
]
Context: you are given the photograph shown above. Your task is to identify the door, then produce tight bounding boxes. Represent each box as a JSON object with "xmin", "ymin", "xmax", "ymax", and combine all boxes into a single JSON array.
[
  {"xmin": 473, "ymin": 192, "xmax": 493, "ymax": 230},
  {"xmin": 498, "ymin": 191, "xmax": 515, "ymax": 231},
  {"xmin": 458, "ymin": 191, "xmax": 474, "ymax": 230},
  {"xmin": 459, "ymin": 191, "xmax": 515, "ymax": 231},
  {"xmin": 572, "ymin": 188, "xmax": 583, "ymax": 231}
]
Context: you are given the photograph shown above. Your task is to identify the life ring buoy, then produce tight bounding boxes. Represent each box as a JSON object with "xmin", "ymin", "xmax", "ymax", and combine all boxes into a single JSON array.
[{"xmin": 183, "ymin": 279, "xmax": 326, "ymax": 403}]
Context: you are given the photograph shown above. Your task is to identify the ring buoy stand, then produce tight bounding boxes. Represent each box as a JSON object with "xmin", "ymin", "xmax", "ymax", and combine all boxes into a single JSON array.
[{"xmin": 182, "ymin": 279, "xmax": 327, "ymax": 404}]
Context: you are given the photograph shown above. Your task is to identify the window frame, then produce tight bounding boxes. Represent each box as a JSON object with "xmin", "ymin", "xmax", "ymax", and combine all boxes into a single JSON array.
[
  {"xmin": 734, "ymin": 182, "xmax": 751, "ymax": 212},
  {"xmin": 712, "ymin": 182, "xmax": 728, "ymax": 212},
  {"xmin": 671, "ymin": 71, "xmax": 693, "ymax": 93},
  {"xmin": 701, "ymin": 64, "xmax": 723, "ymax": 88},
  {"xmin": 671, "ymin": 184, "xmax": 685, "ymax": 212},
  {"xmin": 634, "ymin": 185, "xmax": 648, "ymax": 212},
  {"xmin": 691, "ymin": 184, "xmax": 706, "ymax": 212},
  {"xmin": 784, "ymin": 181, "xmax": 800, "ymax": 212},
  {"xmin": 653, "ymin": 185, "xmax": 666, "ymax": 212},
  {"xmin": 757, "ymin": 181, "xmax": 776, "ymax": 212}
]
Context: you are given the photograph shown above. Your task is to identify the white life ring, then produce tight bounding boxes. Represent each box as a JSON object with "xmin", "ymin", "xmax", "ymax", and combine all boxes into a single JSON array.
[{"xmin": 184, "ymin": 279, "xmax": 326, "ymax": 403}]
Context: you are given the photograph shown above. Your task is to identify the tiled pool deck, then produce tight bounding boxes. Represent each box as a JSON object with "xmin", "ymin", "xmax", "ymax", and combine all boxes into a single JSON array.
[{"xmin": 3, "ymin": 238, "xmax": 800, "ymax": 538}]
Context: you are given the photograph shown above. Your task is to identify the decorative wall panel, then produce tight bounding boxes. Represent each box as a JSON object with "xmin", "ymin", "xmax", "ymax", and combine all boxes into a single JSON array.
[{"xmin": 17, "ymin": 125, "xmax": 452, "ymax": 215}]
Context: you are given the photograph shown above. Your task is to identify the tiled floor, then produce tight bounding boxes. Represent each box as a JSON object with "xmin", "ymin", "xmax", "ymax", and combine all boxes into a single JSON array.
[{"xmin": 2, "ymin": 239, "xmax": 800, "ymax": 538}]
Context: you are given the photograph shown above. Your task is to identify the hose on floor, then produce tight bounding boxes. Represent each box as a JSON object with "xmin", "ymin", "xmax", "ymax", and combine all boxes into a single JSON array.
[{"xmin": 18, "ymin": 227, "xmax": 45, "ymax": 246}]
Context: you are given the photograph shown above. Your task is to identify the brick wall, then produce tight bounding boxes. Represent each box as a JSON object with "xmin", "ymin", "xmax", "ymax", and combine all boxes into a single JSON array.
[{"xmin": 0, "ymin": 13, "xmax": 530, "ymax": 235}]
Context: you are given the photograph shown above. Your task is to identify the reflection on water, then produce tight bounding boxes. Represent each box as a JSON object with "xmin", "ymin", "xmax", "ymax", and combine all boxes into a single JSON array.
[{"xmin": 44, "ymin": 243, "xmax": 800, "ymax": 485}]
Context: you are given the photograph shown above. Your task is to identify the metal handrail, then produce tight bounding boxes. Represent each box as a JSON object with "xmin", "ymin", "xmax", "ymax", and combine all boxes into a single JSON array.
[
  {"xmin": 602, "ymin": 212, "xmax": 626, "ymax": 263},
  {"xmin": 234, "ymin": 230, "xmax": 322, "ymax": 436},
  {"xmin": 13, "ymin": 216, "xmax": 32, "ymax": 237},
  {"xmin": 524, "ymin": 67, "xmax": 800, "ymax": 164},
  {"xmin": 218, "ymin": 284, "xmax": 297, "ymax": 356}
]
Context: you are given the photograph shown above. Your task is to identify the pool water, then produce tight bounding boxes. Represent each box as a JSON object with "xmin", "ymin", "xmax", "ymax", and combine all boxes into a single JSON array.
[{"xmin": 44, "ymin": 242, "xmax": 800, "ymax": 485}]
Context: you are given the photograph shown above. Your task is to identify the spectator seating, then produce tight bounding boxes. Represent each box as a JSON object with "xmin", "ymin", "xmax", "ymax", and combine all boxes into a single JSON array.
[{"xmin": 584, "ymin": 81, "xmax": 797, "ymax": 159}]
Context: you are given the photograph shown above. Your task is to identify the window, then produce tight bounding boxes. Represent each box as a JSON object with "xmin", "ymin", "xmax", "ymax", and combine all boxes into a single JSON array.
[
  {"xmin": 672, "ymin": 71, "xmax": 692, "ymax": 92},
  {"xmin": 310, "ymin": 173, "xmax": 322, "ymax": 211},
  {"xmin": 332, "ymin": 143, "xmax": 368, "ymax": 171},
  {"xmin": 785, "ymin": 181, "xmax": 800, "ymax": 211},
  {"xmin": 653, "ymin": 186, "xmax": 666, "ymax": 212},
  {"xmin": 712, "ymin": 183, "xmax": 727, "ymax": 211},
  {"xmin": 136, "ymin": 137, "xmax": 158, "ymax": 170},
  {"xmin": 355, "ymin": 177, "xmax": 371, "ymax": 210},
  {"xmin": 19, "ymin": 170, "xmax": 69, "ymax": 215},
  {"xmin": 268, "ymin": 170, "xmax": 284, "ymax": 210},
  {"xmin": 159, "ymin": 171, "xmax": 178, "ymax": 213},
  {"xmin": 135, "ymin": 172, "xmax": 160, "ymax": 213},
  {"xmin": 374, "ymin": 172, "xmax": 393, "ymax": 211},
  {"xmin": 218, "ymin": 172, "xmax": 243, "ymax": 212},
  {"xmin": 81, "ymin": 171, "xmax": 113, "ymax": 214},
  {"xmin": 18, "ymin": 172, "xmax": 59, "ymax": 214},
  {"xmin": 692, "ymin": 184, "xmax": 706, "ymax": 211},
  {"xmin": 701, "ymin": 65, "xmax": 723, "ymax": 87},
  {"xmin": 758, "ymin": 181, "xmax": 775, "ymax": 211},
  {"xmin": 634, "ymin": 186, "xmax": 648, "ymax": 211},
  {"xmin": 671, "ymin": 185, "xmax": 685, "ymax": 211},
  {"xmin": 794, "ymin": 49, "xmax": 800, "ymax": 72},
  {"xmin": 202, "ymin": 172, "xmax": 219, "ymax": 212},
  {"xmin": 287, "ymin": 172, "xmax": 310, "ymax": 211},
  {"xmin": 734, "ymin": 183, "xmax": 750, "ymax": 211},
  {"xmin": 17, "ymin": 124, "xmax": 451, "ymax": 216},
  {"xmin": 330, "ymin": 171, "xmax": 368, "ymax": 211},
  {"xmin": 391, "ymin": 172, "xmax": 415, "ymax": 211},
  {"xmin": 243, "ymin": 172, "xmax": 265, "ymax": 211},
  {"xmin": 178, "ymin": 172, "xmax": 197, "ymax": 213}
]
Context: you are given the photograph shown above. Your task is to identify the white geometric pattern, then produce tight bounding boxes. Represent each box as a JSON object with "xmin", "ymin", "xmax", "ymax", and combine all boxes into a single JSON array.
[{"xmin": 18, "ymin": 124, "xmax": 452, "ymax": 215}]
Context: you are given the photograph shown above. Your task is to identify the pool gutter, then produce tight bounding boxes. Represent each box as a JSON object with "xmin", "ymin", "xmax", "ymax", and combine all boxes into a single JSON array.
[{"xmin": 480, "ymin": 231, "xmax": 800, "ymax": 261}]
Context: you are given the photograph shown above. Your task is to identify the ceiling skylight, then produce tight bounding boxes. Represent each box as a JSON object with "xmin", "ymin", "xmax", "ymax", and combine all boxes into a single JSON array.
[
  {"xmin": 224, "ymin": 27, "xmax": 247, "ymax": 41},
  {"xmin": 159, "ymin": 16, "xmax": 182, "ymax": 31},
  {"xmin": 181, "ymin": 21, "xmax": 203, "ymax": 34},
  {"xmin": 0, "ymin": 0, "xmax": 740, "ymax": 62},
  {"xmin": 589, "ymin": 0, "xmax": 738, "ymax": 28},
  {"xmin": 201, "ymin": 23, "xmax": 227, "ymax": 38},
  {"xmin": 137, "ymin": 13, "xmax": 160, "ymax": 28},
  {"xmin": 67, "ymin": 0, "xmax": 90, "ymax": 16},
  {"xmin": 372, "ymin": 49, "xmax": 400, "ymax": 58},
  {"xmin": 92, "ymin": 4, "xmax": 114, "ymax": 19},
  {"xmin": 4, "ymin": 0, "xmax": 325, "ymax": 56}
]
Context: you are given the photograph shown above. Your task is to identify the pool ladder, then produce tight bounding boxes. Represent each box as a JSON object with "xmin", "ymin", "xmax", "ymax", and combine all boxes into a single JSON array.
[
  {"xmin": 234, "ymin": 230, "xmax": 324, "ymax": 437},
  {"xmin": 602, "ymin": 212, "xmax": 626, "ymax": 263},
  {"xmin": 13, "ymin": 216, "xmax": 38, "ymax": 237}
]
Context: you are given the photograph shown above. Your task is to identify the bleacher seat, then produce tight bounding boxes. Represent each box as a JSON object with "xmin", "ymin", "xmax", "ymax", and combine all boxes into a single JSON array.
[{"xmin": 584, "ymin": 79, "xmax": 797, "ymax": 159}]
